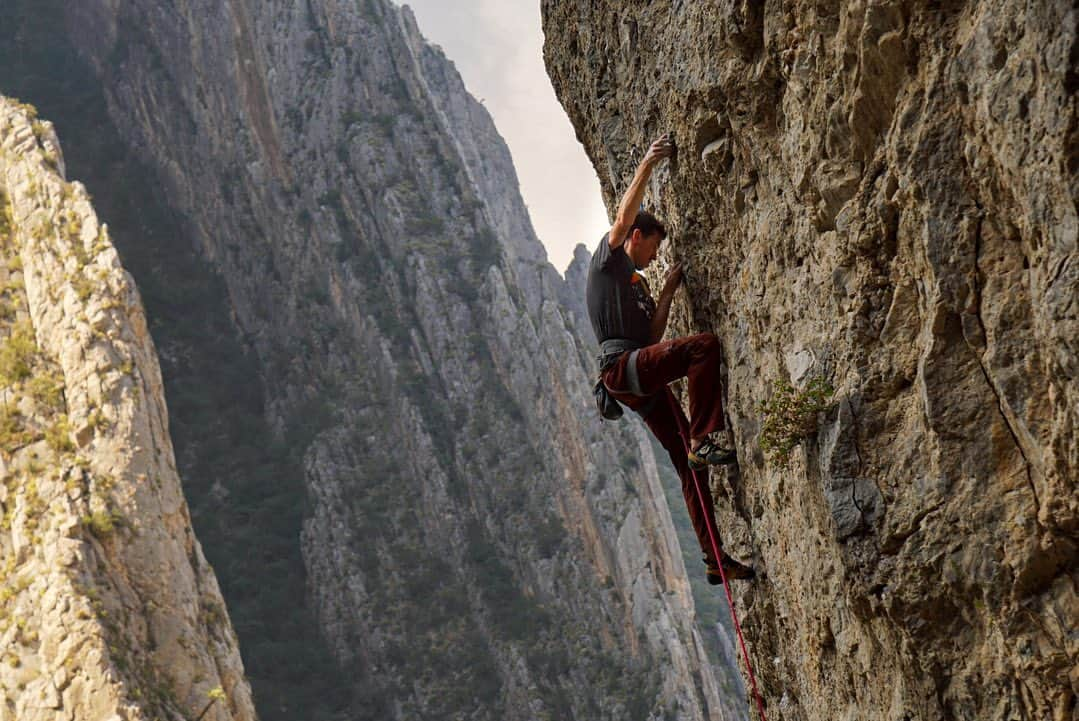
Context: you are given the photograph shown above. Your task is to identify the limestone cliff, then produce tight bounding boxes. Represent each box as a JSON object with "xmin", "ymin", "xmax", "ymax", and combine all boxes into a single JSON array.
[
  {"xmin": 1, "ymin": 1, "xmax": 736, "ymax": 719},
  {"xmin": 0, "ymin": 97, "xmax": 255, "ymax": 721},
  {"xmin": 543, "ymin": 1, "xmax": 1077, "ymax": 719}
]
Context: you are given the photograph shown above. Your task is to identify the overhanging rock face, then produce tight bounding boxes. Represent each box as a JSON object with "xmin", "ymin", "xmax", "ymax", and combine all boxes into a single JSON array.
[{"xmin": 542, "ymin": 2, "xmax": 1077, "ymax": 719}]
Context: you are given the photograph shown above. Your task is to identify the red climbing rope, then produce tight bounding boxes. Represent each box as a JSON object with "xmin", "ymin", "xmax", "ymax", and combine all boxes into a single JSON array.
[
  {"xmin": 689, "ymin": 460, "xmax": 769, "ymax": 721},
  {"xmin": 670, "ymin": 394, "xmax": 769, "ymax": 721}
]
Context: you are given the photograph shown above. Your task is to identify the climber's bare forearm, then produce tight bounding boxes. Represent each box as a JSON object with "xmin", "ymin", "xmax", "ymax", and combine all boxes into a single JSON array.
[
  {"xmin": 608, "ymin": 135, "xmax": 673, "ymax": 249},
  {"xmin": 609, "ymin": 166, "xmax": 653, "ymax": 250},
  {"xmin": 650, "ymin": 292, "xmax": 675, "ymax": 343},
  {"xmin": 650, "ymin": 263, "xmax": 683, "ymax": 342}
]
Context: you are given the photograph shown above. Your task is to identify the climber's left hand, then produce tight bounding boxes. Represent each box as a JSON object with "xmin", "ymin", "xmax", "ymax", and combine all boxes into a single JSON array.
[{"xmin": 661, "ymin": 262, "xmax": 684, "ymax": 294}]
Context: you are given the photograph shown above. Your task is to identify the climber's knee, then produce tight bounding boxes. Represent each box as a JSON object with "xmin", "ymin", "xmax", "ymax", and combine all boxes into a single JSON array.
[{"xmin": 697, "ymin": 332, "xmax": 720, "ymax": 355}]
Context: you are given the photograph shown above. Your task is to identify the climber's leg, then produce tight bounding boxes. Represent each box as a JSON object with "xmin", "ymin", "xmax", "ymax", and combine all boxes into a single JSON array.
[
  {"xmin": 651, "ymin": 388, "xmax": 755, "ymax": 582},
  {"xmin": 642, "ymin": 387, "xmax": 725, "ymax": 567},
  {"xmin": 632, "ymin": 333, "xmax": 725, "ymax": 443}
]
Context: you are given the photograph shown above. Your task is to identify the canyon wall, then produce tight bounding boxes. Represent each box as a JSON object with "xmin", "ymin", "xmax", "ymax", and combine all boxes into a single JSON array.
[
  {"xmin": 2, "ymin": 1, "xmax": 742, "ymax": 718},
  {"xmin": 0, "ymin": 96, "xmax": 254, "ymax": 721}
]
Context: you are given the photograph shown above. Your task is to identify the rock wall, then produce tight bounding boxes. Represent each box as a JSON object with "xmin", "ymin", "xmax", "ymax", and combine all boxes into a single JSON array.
[
  {"xmin": 1, "ymin": 1, "xmax": 739, "ymax": 719},
  {"xmin": 0, "ymin": 97, "xmax": 254, "ymax": 721},
  {"xmin": 543, "ymin": 1, "xmax": 1077, "ymax": 719}
]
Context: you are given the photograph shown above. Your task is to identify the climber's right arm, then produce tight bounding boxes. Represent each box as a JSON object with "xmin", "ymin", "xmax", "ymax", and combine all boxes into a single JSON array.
[{"xmin": 608, "ymin": 134, "xmax": 673, "ymax": 250}]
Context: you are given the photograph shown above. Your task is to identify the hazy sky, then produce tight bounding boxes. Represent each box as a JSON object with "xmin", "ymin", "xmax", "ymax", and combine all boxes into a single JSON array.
[{"xmin": 403, "ymin": 1, "xmax": 609, "ymax": 273}]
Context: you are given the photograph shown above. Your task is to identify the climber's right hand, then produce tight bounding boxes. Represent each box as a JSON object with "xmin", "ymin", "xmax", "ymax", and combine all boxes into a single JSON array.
[{"xmin": 642, "ymin": 134, "xmax": 674, "ymax": 167}]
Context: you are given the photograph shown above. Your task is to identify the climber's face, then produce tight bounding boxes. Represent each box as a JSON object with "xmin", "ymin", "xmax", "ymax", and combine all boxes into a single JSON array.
[{"xmin": 626, "ymin": 229, "xmax": 663, "ymax": 270}]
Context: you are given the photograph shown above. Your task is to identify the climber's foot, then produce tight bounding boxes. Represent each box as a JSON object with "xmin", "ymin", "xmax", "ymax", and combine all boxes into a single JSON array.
[
  {"xmin": 706, "ymin": 554, "xmax": 756, "ymax": 584},
  {"xmin": 688, "ymin": 437, "xmax": 737, "ymax": 470}
]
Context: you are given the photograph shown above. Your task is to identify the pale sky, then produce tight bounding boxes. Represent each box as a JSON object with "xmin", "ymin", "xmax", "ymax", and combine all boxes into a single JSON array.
[{"xmin": 403, "ymin": 1, "xmax": 609, "ymax": 273}]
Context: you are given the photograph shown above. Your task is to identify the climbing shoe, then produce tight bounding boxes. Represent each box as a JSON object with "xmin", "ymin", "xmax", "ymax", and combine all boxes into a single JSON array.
[
  {"xmin": 688, "ymin": 438, "xmax": 737, "ymax": 470},
  {"xmin": 706, "ymin": 555, "xmax": 756, "ymax": 584}
]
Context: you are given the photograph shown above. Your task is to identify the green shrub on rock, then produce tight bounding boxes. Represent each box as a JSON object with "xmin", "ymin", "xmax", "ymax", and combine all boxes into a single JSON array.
[
  {"xmin": 758, "ymin": 377, "xmax": 834, "ymax": 468},
  {"xmin": 0, "ymin": 405, "xmax": 30, "ymax": 452},
  {"xmin": 81, "ymin": 510, "xmax": 124, "ymax": 539},
  {"xmin": 0, "ymin": 189, "xmax": 13, "ymax": 240},
  {"xmin": 0, "ymin": 321, "xmax": 37, "ymax": 386},
  {"xmin": 45, "ymin": 415, "xmax": 74, "ymax": 453},
  {"xmin": 27, "ymin": 371, "xmax": 64, "ymax": 410}
]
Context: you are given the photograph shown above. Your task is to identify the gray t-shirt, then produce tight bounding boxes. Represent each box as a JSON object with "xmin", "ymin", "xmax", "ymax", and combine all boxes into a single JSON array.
[{"xmin": 586, "ymin": 234, "xmax": 656, "ymax": 345}]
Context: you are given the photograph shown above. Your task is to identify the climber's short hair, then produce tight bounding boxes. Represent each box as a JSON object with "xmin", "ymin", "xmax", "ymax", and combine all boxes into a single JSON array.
[{"xmin": 626, "ymin": 210, "xmax": 667, "ymax": 242}]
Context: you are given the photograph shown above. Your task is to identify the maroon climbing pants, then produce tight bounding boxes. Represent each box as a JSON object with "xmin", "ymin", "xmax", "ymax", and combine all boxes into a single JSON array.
[{"xmin": 601, "ymin": 333, "xmax": 726, "ymax": 566}]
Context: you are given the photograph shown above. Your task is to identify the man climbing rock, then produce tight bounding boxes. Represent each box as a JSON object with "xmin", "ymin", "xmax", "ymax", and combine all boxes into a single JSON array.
[{"xmin": 587, "ymin": 134, "xmax": 755, "ymax": 584}]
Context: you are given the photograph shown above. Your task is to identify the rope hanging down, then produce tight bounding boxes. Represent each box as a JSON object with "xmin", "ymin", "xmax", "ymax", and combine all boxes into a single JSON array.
[{"xmin": 671, "ymin": 394, "xmax": 769, "ymax": 721}]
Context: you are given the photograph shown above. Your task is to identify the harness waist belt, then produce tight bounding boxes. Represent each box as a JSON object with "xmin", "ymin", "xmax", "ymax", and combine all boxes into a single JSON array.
[
  {"xmin": 597, "ymin": 338, "xmax": 644, "ymax": 372},
  {"xmin": 599, "ymin": 338, "xmax": 644, "ymax": 356},
  {"xmin": 596, "ymin": 338, "xmax": 649, "ymax": 397}
]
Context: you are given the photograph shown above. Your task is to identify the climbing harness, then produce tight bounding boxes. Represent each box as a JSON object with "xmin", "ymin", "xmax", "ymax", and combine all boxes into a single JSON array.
[
  {"xmin": 597, "ymin": 338, "xmax": 644, "ymax": 373},
  {"xmin": 594, "ymin": 375, "xmax": 624, "ymax": 420},
  {"xmin": 669, "ymin": 392, "xmax": 769, "ymax": 721},
  {"xmin": 595, "ymin": 339, "xmax": 661, "ymax": 419}
]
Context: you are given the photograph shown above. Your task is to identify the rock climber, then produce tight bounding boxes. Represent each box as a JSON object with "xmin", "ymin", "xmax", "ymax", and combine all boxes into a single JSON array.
[{"xmin": 587, "ymin": 133, "xmax": 755, "ymax": 584}]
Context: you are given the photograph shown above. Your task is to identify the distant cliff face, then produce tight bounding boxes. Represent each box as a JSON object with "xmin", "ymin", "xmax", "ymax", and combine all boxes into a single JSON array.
[
  {"xmin": 543, "ymin": 1, "xmax": 1077, "ymax": 720},
  {"xmin": 1, "ymin": 1, "xmax": 737, "ymax": 720},
  {"xmin": 0, "ymin": 97, "xmax": 254, "ymax": 721}
]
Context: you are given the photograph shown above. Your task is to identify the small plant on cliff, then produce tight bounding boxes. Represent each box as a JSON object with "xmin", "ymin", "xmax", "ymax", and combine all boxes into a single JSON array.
[
  {"xmin": 758, "ymin": 377, "xmax": 834, "ymax": 468},
  {"xmin": 27, "ymin": 370, "xmax": 64, "ymax": 410},
  {"xmin": 194, "ymin": 686, "xmax": 228, "ymax": 721},
  {"xmin": 2, "ymin": 275, "xmax": 25, "ymax": 298},
  {"xmin": 13, "ymin": 100, "xmax": 38, "ymax": 121},
  {"xmin": 0, "ymin": 321, "xmax": 37, "ymax": 386},
  {"xmin": 0, "ymin": 190, "xmax": 13, "ymax": 240},
  {"xmin": 81, "ymin": 510, "xmax": 124, "ymax": 539},
  {"xmin": 45, "ymin": 415, "xmax": 75, "ymax": 454},
  {"xmin": 70, "ymin": 272, "xmax": 95, "ymax": 302}
]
